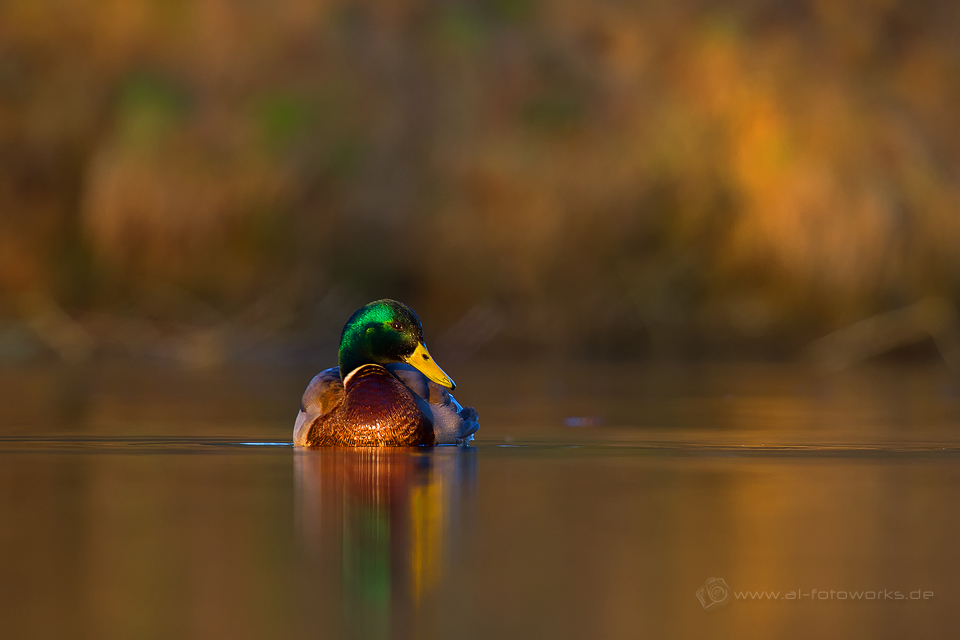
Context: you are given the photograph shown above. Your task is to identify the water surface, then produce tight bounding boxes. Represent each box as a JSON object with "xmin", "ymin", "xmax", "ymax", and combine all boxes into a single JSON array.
[{"xmin": 1, "ymin": 362, "xmax": 958, "ymax": 639}]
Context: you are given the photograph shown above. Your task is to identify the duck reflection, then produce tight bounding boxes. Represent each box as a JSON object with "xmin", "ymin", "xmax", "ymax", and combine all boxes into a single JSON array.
[{"xmin": 296, "ymin": 447, "xmax": 476, "ymax": 639}]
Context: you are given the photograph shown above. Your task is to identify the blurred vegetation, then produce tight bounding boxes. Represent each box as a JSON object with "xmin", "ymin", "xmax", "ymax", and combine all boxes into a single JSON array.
[{"xmin": 1, "ymin": 0, "xmax": 960, "ymax": 364}]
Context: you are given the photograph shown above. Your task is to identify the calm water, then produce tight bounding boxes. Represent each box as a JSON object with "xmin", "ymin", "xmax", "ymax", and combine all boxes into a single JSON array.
[{"xmin": 1, "ymin": 362, "xmax": 959, "ymax": 639}]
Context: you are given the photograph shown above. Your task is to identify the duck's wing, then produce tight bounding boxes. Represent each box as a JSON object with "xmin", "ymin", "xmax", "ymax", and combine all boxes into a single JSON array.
[
  {"xmin": 293, "ymin": 367, "xmax": 344, "ymax": 447},
  {"xmin": 386, "ymin": 363, "xmax": 480, "ymax": 446}
]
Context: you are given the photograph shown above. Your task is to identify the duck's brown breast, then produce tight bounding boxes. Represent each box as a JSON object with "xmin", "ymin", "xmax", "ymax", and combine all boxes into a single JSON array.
[{"xmin": 305, "ymin": 364, "xmax": 434, "ymax": 447}]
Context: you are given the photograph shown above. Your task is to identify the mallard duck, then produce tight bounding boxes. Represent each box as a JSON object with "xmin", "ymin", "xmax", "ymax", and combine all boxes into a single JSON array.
[{"xmin": 293, "ymin": 299, "xmax": 479, "ymax": 447}]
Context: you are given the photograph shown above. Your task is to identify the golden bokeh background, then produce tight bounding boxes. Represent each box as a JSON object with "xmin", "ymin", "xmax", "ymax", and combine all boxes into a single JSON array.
[{"xmin": 2, "ymin": 0, "xmax": 959, "ymax": 363}]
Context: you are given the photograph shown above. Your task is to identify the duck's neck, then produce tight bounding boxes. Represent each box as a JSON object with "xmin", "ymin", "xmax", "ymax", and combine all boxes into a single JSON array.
[{"xmin": 338, "ymin": 325, "xmax": 377, "ymax": 379}]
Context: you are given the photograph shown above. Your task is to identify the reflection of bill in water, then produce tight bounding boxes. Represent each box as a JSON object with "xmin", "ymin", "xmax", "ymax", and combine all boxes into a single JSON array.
[{"xmin": 295, "ymin": 447, "xmax": 476, "ymax": 638}]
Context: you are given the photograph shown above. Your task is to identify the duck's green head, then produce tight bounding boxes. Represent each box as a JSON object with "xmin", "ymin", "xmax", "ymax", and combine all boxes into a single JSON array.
[{"xmin": 338, "ymin": 299, "xmax": 456, "ymax": 389}]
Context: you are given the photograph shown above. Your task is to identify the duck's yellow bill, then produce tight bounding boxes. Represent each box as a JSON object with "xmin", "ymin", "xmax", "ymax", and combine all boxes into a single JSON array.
[{"xmin": 405, "ymin": 342, "xmax": 456, "ymax": 390}]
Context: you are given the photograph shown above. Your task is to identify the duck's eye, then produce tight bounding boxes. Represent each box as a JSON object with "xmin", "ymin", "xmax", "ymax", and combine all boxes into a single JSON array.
[{"xmin": 391, "ymin": 321, "xmax": 402, "ymax": 331}]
